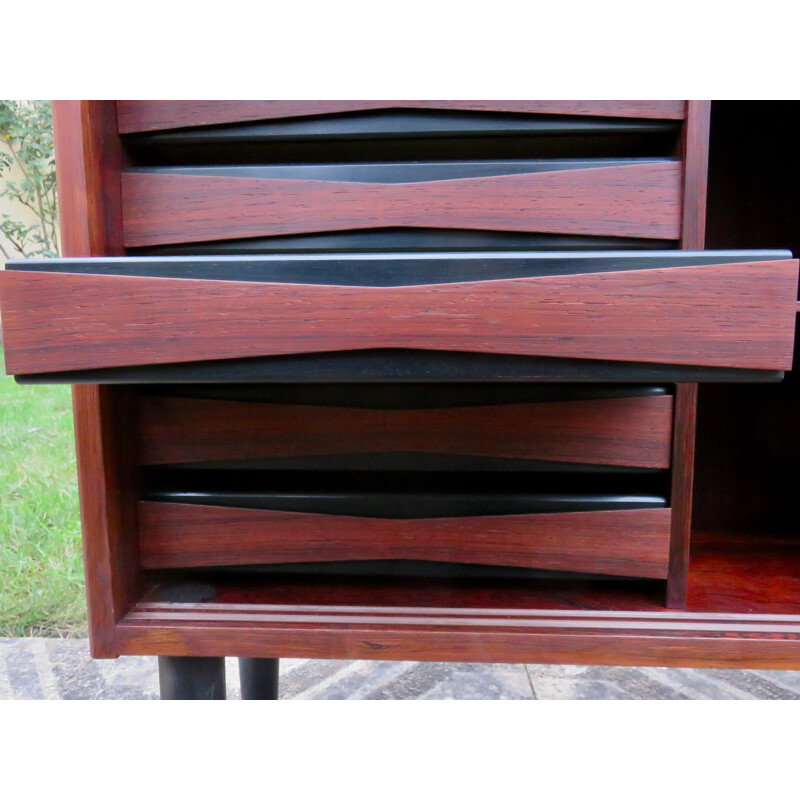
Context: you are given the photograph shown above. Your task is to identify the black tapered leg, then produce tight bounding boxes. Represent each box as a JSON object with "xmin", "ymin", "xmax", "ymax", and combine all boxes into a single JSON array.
[
  {"xmin": 239, "ymin": 658, "xmax": 279, "ymax": 700},
  {"xmin": 158, "ymin": 656, "xmax": 226, "ymax": 700}
]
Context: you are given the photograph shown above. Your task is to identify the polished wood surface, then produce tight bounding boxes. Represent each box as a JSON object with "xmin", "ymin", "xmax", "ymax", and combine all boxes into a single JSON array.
[
  {"xmin": 665, "ymin": 103, "xmax": 709, "ymax": 608},
  {"xmin": 666, "ymin": 383, "xmax": 698, "ymax": 607},
  {"xmin": 135, "ymin": 529, "xmax": 800, "ymax": 614},
  {"xmin": 135, "ymin": 394, "xmax": 674, "ymax": 469},
  {"xmin": 680, "ymin": 101, "xmax": 712, "ymax": 249},
  {"xmin": 51, "ymin": 101, "xmax": 133, "ymax": 659},
  {"xmin": 115, "ymin": 607, "xmax": 800, "ymax": 668},
  {"xmin": 114, "ymin": 528, "xmax": 800, "ymax": 668},
  {"xmin": 138, "ymin": 502, "xmax": 672, "ymax": 577},
  {"xmin": 2, "ymin": 260, "xmax": 796, "ymax": 374},
  {"xmin": 71, "ymin": 386, "xmax": 141, "ymax": 656},
  {"xmin": 52, "ymin": 101, "xmax": 124, "ymax": 258},
  {"xmin": 120, "ymin": 162, "xmax": 682, "ymax": 246},
  {"xmin": 117, "ymin": 100, "xmax": 687, "ymax": 134},
  {"xmin": 19, "ymin": 99, "xmax": 800, "ymax": 671}
]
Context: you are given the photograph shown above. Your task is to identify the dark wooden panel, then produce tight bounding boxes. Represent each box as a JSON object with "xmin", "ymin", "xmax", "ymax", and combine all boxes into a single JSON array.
[
  {"xmin": 18, "ymin": 352, "xmax": 783, "ymax": 385},
  {"xmin": 125, "ymin": 118, "xmax": 681, "ymax": 167},
  {"xmin": 2, "ymin": 260, "xmax": 797, "ymax": 374},
  {"xmin": 147, "ymin": 159, "xmax": 657, "ymax": 182},
  {"xmin": 138, "ymin": 502, "xmax": 672, "ymax": 578},
  {"xmin": 50, "ymin": 100, "xmax": 134, "ymax": 660},
  {"xmin": 14, "ymin": 249, "xmax": 772, "ymax": 285},
  {"xmin": 132, "ymin": 229, "xmax": 676, "ymax": 255},
  {"xmin": 126, "ymin": 114, "xmax": 676, "ymax": 145},
  {"xmin": 138, "ymin": 382, "xmax": 670, "ymax": 408},
  {"xmin": 696, "ymin": 101, "xmax": 800, "ymax": 534},
  {"xmin": 143, "ymin": 468, "xmax": 666, "ymax": 517},
  {"xmin": 121, "ymin": 162, "xmax": 682, "ymax": 246},
  {"xmin": 136, "ymin": 394, "xmax": 673, "ymax": 469},
  {"xmin": 122, "ymin": 114, "xmax": 680, "ymax": 167},
  {"xmin": 117, "ymin": 101, "xmax": 687, "ymax": 133}
]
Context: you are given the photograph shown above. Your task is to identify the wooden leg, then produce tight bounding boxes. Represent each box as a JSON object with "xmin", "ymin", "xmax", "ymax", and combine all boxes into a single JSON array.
[
  {"xmin": 239, "ymin": 658, "xmax": 279, "ymax": 700},
  {"xmin": 158, "ymin": 656, "xmax": 226, "ymax": 700}
]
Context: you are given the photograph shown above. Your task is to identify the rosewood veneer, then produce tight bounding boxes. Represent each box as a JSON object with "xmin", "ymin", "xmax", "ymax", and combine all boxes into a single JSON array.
[{"xmin": 2, "ymin": 99, "xmax": 799, "ymax": 697}]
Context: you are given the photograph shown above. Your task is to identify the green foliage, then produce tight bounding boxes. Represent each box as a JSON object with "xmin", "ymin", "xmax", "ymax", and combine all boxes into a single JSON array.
[
  {"xmin": 0, "ymin": 100, "xmax": 60, "ymax": 259},
  {"xmin": 0, "ymin": 351, "xmax": 86, "ymax": 637}
]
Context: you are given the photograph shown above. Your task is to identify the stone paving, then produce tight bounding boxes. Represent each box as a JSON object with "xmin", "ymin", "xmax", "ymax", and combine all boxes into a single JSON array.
[{"xmin": 3, "ymin": 637, "xmax": 800, "ymax": 699}]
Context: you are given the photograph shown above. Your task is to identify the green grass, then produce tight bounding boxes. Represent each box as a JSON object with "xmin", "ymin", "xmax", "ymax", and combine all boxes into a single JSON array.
[{"xmin": 0, "ymin": 350, "xmax": 87, "ymax": 637}]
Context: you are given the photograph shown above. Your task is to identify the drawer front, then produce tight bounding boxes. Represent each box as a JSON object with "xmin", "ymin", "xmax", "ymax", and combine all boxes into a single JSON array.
[
  {"xmin": 1, "ymin": 251, "xmax": 796, "ymax": 378},
  {"xmin": 137, "ymin": 501, "xmax": 672, "ymax": 578},
  {"xmin": 135, "ymin": 389, "xmax": 673, "ymax": 470},
  {"xmin": 121, "ymin": 160, "xmax": 682, "ymax": 246},
  {"xmin": 119, "ymin": 101, "xmax": 687, "ymax": 249},
  {"xmin": 117, "ymin": 100, "xmax": 687, "ymax": 133}
]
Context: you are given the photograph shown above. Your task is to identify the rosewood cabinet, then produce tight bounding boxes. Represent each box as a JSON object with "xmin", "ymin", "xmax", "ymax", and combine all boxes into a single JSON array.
[{"xmin": 2, "ymin": 100, "xmax": 800, "ymax": 698}]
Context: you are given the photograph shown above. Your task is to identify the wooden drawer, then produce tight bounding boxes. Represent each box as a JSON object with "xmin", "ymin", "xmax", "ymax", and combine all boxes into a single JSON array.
[
  {"xmin": 1, "ymin": 251, "xmax": 797, "ymax": 381},
  {"xmin": 134, "ymin": 384, "xmax": 673, "ymax": 579},
  {"xmin": 138, "ymin": 502, "xmax": 672, "ymax": 578},
  {"xmin": 137, "ymin": 476, "xmax": 671, "ymax": 578},
  {"xmin": 116, "ymin": 101, "xmax": 688, "ymax": 133},
  {"xmin": 121, "ymin": 159, "xmax": 682, "ymax": 247},
  {"xmin": 118, "ymin": 101, "xmax": 688, "ymax": 250},
  {"xmin": 134, "ymin": 385, "xmax": 673, "ymax": 471}
]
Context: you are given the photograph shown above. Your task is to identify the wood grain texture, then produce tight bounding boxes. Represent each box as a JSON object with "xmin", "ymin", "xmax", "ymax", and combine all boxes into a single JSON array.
[
  {"xmin": 71, "ymin": 386, "xmax": 140, "ymax": 657},
  {"xmin": 134, "ymin": 530, "xmax": 800, "ymax": 613},
  {"xmin": 117, "ymin": 528, "xmax": 800, "ymax": 668},
  {"xmin": 51, "ymin": 102, "xmax": 93, "ymax": 257},
  {"xmin": 121, "ymin": 162, "xmax": 683, "ymax": 246},
  {"xmin": 687, "ymin": 530, "xmax": 800, "ymax": 614},
  {"xmin": 680, "ymin": 101, "xmax": 712, "ymax": 249},
  {"xmin": 2, "ymin": 260, "xmax": 797, "ymax": 374},
  {"xmin": 53, "ymin": 101, "xmax": 125, "ymax": 258},
  {"xmin": 137, "ymin": 502, "xmax": 672, "ymax": 578},
  {"xmin": 50, "ymin": 101, "xmax": 133, "ymax": 659},
  {"xmin": 136, "ymin": 394, "xmax": 674, "ymax": 469},
  {"xmin": 117, "ymin": 101, "xmax": 687, "ymax": 133},
  {"xmin": 665, "ymin": 105, "xmax": 709, "ymax": 606},
  {"xmin": 114, "ymin": 602, "xmax": 800, "ymax": 668},
  {"xmin": 667, "ymin": 383, "xmax": 698, "ymax": 608}
]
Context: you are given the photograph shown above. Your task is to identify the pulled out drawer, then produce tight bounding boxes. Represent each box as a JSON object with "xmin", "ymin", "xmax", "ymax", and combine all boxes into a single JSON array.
[{"xmin": 1, "ymin": 250, "xmax": 796, "ymax": 382}]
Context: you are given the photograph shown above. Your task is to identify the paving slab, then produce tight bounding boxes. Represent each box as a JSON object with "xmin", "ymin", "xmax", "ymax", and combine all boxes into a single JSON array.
[
  {"xmin": 528, "ymin": 664, "xmax": 800, "ymax": 700},
  {"xmin": 2, "ymin": 638, "xmax": 799, "ymax": 699}
]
